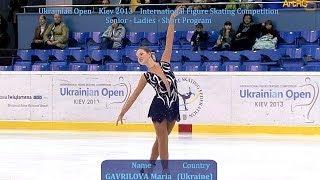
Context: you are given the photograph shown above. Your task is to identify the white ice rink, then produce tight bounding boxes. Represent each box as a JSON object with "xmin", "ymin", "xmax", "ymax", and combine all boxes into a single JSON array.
[{"xmin": 0, "ymin": 131, "xmax": 319, "ymax": 180}]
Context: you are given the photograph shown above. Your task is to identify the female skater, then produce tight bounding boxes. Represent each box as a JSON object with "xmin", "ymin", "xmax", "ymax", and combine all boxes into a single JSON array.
[{"xmin": 116, "ymin": 6, "xmax": 182, "ymax": 172}]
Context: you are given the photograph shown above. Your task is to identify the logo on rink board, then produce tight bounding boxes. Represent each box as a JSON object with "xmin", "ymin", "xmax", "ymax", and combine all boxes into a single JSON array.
[
  {"xmin": 104, "ymin": 76, "xmax": 131, "ymax": 109},
  {"xmin": 177, "ymin": 77, "xmax": 204, "ymax": 120},
  {"xmin": 238, "ymin": 77, "xmax": 319, "ymax": 123},
  {"xmin": 290, "ymin": 77, "xmax": 319, "ymax": 122},
  {"xmin": 283, "ymin": 0, "xmax": 308, "ymax": 8},
  {"xmin": 57, "ymin": 76, "xmax": 131, "ymax": 109}
]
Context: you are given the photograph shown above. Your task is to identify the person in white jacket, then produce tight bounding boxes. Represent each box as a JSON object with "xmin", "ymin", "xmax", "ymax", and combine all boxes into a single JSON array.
[{"xmin": 101, "ymin": 17, "xmax": 126, "ymax": 49}]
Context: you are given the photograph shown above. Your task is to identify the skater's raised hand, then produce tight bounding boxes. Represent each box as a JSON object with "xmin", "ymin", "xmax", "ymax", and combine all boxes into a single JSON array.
[{"xmin": 170, "ymin": 5, "xmax": 184, "ymax": 19}]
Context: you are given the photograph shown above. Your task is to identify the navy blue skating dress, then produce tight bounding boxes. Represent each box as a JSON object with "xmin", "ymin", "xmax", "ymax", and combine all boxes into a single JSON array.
[{"xmin": 143, "ymin": 61, "xmax": 180, "ymax": 123}]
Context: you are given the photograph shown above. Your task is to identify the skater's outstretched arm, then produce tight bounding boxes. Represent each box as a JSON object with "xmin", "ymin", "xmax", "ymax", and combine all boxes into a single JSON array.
[
  {"xmin": 116, "ymin": 75, "xmax": 147, "ymax": 125},
  {"xmin": 161, "ymin": 6, "xmax": 182, "ymax": 63}
]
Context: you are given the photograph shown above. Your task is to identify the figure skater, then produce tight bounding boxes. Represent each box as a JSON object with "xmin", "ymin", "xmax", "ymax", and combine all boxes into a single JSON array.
[
  {"xmin": 178, "ymin": 87, "xmax": 195, "ymax": 111},
  {"xmin": 116, "ymin": 6, "xmax": 183, "ymax": 173}
]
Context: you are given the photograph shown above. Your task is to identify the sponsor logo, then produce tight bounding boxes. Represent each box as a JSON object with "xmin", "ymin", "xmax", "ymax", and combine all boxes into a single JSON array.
[
  {"xmin": 58, "ymin": 77, "xmax": 131, "ymax": 109},
  {"xmin": 239, "ymin": 77, "xmax": 319, "ymax": 123},
  {"xmin": 283, "ymin": 0, "xmax": 309, "ymax": 8},
  {"xmin": 177, "ymin": 77, "xmax": 203, "ymax": 120},
  {"xmin": 290, "ymin": 77, "xmax": 319, "ymax": 122}
]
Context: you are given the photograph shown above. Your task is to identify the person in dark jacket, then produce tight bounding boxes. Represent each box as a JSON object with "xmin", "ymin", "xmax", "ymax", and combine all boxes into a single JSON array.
[
  {"xmin": 213, "ymin": 21, "xmax": 236, "ymax": 51},
  {"xmin": 43, "ymin": 14, "xmax": 69, "ymax": 49},
  {"xmin": 101, "ymin": 17, "xmax": 126, "ymax": 49},
  {"xmin": 232, "ymin": 14, "xmax": 261, "ymax": 51},
  {"xmin": 252, "ymin": 20, "xmax": 279, "ymax": 50},
  {"xmin": 191, "ymin": 23, "xmax": 209, "ymax": 51},
  {"xmin": 259, "ymin": 20, "xmax": 278, "ymax": 38},
  {"xmin": 31, "ymin": 15, "xmax": 49, "ymax": 49}
]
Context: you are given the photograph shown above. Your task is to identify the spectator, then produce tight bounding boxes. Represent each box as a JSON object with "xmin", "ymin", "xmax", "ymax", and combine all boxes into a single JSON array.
[
  {"xmin": 97, "ymin": 0, "xmax": 110, "ymax": 4},
  {"xmin": 100, "ymin": 17, "xmax": 126, "ymax": 49},
  {"xmin": 31, "ymin": 15, "xmax": 48, "ymax": 49},
  {"xmin": 191, "ymin": 0, "xmax": 215, "ymax": 10},
  {"xmin": 91, "ymin": 0, "xmax": 111, "ymax": 10},
  {"xmin": 172, "ymin": 0, "xmax": 191, "ymax": 10},
  {"xmin": 130, "ymin": 0, "xmax": 139, "ymax": 12},
  {"xmin": 192, "ymin": 0, "xmax": 206, "ymax": 10},
  {"xmin": 135, "ymin": 0, "xmax": 150, "ymax": 11},
  {"xmin": 91, "ymin": 0, "xmax": 110, "ymax": 6},
  {"xmin": 43, "ymin": 14, "xmax": 69, "ymax": 49},
  {"xmin": 239, "ymin": 0, "xmax": 262, "ymax": 9},
  {"xmin": 213, "ymin": 21, "xmax": 235, "ymax": 51},
  {"xmin": 252, "ymin": 20, "xmax": 279, "ymax": 50},
  {"xmin": 0, "ymin": 14, "xmax": 10, "ymax": 49},
  {"xmin": 191, "ymin": 23, "xmax": 209, "ymax": 51},
  {"xmin": 135, "ymin": 0, "xmax": 167, "ymax": 11},
  {"xmin": 232, "ymin": 14, "xmax": 260, "ymax": 51},
  {"xmin": 225, "ymin": 0, "xmax": 237, "ymax": 10}
]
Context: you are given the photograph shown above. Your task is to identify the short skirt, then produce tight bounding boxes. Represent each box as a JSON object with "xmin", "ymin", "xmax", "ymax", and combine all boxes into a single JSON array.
[{"xmin": 148, "ymin": 96, "xmax": 180, "ymax": 123}]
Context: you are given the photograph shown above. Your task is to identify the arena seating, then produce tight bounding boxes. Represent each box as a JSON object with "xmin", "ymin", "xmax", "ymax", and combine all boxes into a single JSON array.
[{"xmin": 1, "ymin": 30, "xmax": 320, "ymax": 72}]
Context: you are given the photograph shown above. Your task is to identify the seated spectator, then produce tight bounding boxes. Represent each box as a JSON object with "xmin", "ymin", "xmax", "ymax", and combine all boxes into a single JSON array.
[
  {"xmin": 135, "ymin": 0, "xmax": 166, "ymax": 11},
  {"xmin": 43, "ymin": 14, "xmax": 69, "ymax": 49},
  {"xmin": 191, "ymin": 23, "xmax": 209, "ymax": 51},
  {"xmin": 31, "ymin": 15, "xmax": 48, "ymax": 49},
  {"xmin": 135, "ymin": 0, "xmax": 149, "ymax": 11},
  {"xmin": 213, "ymin": 21, "xmax": 235, "ymax": 51},
  {"xmin": 225, "ymin": 0, "xmax": 237, "ymax": 10},
  {"xmin": 192, "ymin": 0, "xmax": 213, "ymax": 10},
  {"xmin": 130, "ymin": 0, "xmax": 139, "ymax": 12},
  {"xmin": 192, "ymin": 0, "xmax": 205, "ymax": 10},
  {"xmin": 0, "ymin": 14, "xmax": 10, "ymax": 49},
  {"xmin": 100, "ymin": 17, "xmax": 126, "ymax": 49},
  {"xmin": 232, "ymin": 14, "xmax": 260, "ymax": 51},
  {"xmin": 239, "ymin": 0, "xmax": 262, "ymax": 9},
  {"xmin": 94, "ymin": 0, "xmax": 110, "ymax": 4},
  {"xmin": 172, "ymin": 0, "xmax": 191, "ymax": 10},
  {"xmin": 252, "ymin": 20, "xmax": 279, "ymax": 50},
  {"xmin": 91, "ymin": 0, "xmax": 110, "ymax": 6}
]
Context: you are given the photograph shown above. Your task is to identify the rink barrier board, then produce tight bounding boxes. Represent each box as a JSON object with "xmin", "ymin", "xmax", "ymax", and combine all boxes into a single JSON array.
[
  {"xmin": 0, "ymin": 121, "xmax": 320, "ymax": 135},
  {"xmin": 1, "ymin": 71, "xmax": 320, "ymax": 132}
]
